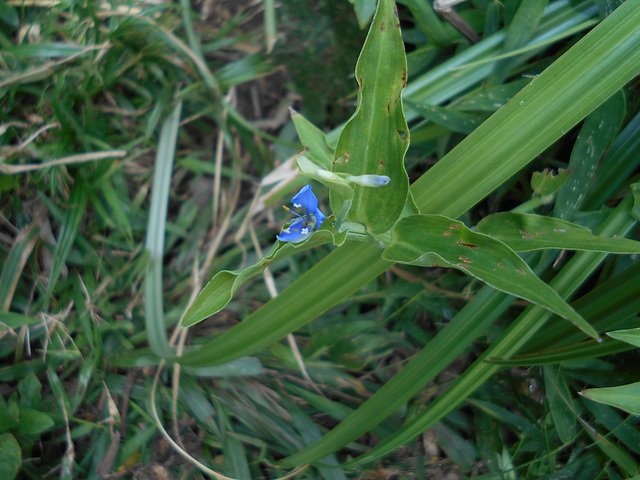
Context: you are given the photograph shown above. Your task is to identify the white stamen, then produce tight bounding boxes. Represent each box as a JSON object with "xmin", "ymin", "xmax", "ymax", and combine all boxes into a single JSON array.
[{"xmin": 293, "ymin": 203, "xmax": 302, "ymax": 208}]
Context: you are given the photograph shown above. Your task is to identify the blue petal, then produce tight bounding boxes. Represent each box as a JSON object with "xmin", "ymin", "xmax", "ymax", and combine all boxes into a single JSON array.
[
  {"xmin": 311, "ymin": 207, "xmax": 325, "ymax": 231},
  {"xmin": 291, "ymin": 184, "xmax": 319, "ymax": 212},
  {"xmin": 277, "ymin": 219, "xmax": 312, "ymax": 243}
]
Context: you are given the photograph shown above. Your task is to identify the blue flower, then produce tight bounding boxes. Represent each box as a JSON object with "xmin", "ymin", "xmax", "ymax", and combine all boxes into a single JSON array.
[{"xmin": 277, "ymin": 185, "xmax": 326, "ymax": 243}]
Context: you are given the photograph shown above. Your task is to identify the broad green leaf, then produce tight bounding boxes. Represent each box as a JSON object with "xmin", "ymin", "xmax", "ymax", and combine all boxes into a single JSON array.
[
  {"xmin": 330, "ymin": 0, "xmax": 410, "ymax": 232},
  {"xmin": 476, "ymin": 212, "xmax": 640, "ymax": 253},
  {"xmin": 181, "ymin": 223, "xmax": 347, "ymax": 328},
  {"xmin": 0, "ymin": 434, "xmax": 21, "ymax": 480},
  {"xmin": 530, "ymin": 168, "xmax": 570, "ymax": 196},
  {"xmin": 607, "ymin": 327, "xmax": 640, "ymax": 348},
  {"xmin": 18, "ymin": 373, "xmax": 42, "ymax": 410},
  {"xmin": 18, "ymin": 408, "xmax": 54, "ymax": 435},
  {"xmin": 554, "ymin": 91, "xmax": 626, "ymax": 220},
  {"xmin": 291, "ymin": 109, "xmax": 334, "ymax": 169},
  {"xmin": 382, "ymin": 214, "xmax": 599, "ymax": 339}
]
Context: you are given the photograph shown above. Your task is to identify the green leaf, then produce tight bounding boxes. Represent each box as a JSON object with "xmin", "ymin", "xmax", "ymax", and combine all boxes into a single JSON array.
[
  {"xmin": 580, "ymin": 413, "xmax": 640, "ymax": 476},
  {"xmin": 584, "ymin": 110, "xmax": 640, "ymax": 209},
  {"xmin": 0, "ymin": 434, "xmax": 21, "ymax": 480},
  {"xmin": 544, "ymin": 365, "xmax": 577, "ymax": 444},
  {"xmin": 177, "ymin": 241, "xmax": 391, "ymax": 367},
  {"xmin": 144, "ymin": 100, "xmax": 182, "ymax": 358},
  {"xmin": 181, "ymin": 224, "xmax": 346, "ymax": 328},
  {"xmin": 487, "ymin": 338, "xmax": 633, "ymax": 366},
  {"xmin": 606, "ymin": 327, "xmax": 640, "ymax": 348},
  {"xmin": 476, "ymin": 212, "xmax": 640, "ymax": 253},
  {"xmin": 330, "ymin": 0, "xmax": 410, "ymax": 233},
  {"xmin": 0, "ymin": 223, "xmax": 39, "ymax": 311},
  {"xmin": 46, "ymin": 180, "xmax": 88, "ymax": 298},
  {"xmin": 554, "ymin": 91, "xmax": 626, "ymax": 220},
  {"xmin": 17, "ymin": 408, "xmax": 54, "ymax": 436},
  {"xmin": 0, "ymin": 397, "xmax": 19, "ymax": 433},
  {"xmin": 382, "ymin": 214, "xmax": 600, "ymax": 339},
  {"xmin": 18, "ymin": 373, "xmax": 42, "ymax": 410},
  {"xmin": 489, "ymin": 0, "xmax": 549, "ymax": 85},
  {"xmin": 530, "ymin": 168, "xmax": 570, "ymax": 196},
  {"xmin": 349, "ymin": 0, "xmax": 377, "ymax": 29},
  {"xmin": 291, "ymin": 109, "xmax": 334, "ymax": 169},
  {"xmin": 404, "ymin": 100, "xmax": 483, "ymax": 134},
  {"xmin": 632, "ymin": 182, "xmax": 640, "ymax": 221}
]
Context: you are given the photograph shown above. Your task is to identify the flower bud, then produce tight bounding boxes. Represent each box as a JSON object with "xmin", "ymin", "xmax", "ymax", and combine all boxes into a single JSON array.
[{"xmin": 346, "ymin": 174, "xmax": 390, "ymax": 187}]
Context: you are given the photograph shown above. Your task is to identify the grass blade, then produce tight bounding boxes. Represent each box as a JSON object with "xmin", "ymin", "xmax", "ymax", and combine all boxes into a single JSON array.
[{"xmin": 144, "ymin": 100, "xmax": 182, "ymax": 358}]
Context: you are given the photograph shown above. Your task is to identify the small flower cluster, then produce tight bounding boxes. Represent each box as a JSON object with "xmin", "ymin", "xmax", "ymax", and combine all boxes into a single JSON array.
[{"xmin": 277, "ymin": 185, "xmax": 326, "ymax": 243}]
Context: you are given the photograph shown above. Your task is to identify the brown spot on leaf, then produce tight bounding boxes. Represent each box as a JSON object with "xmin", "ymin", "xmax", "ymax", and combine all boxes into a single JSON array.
[
  {"xmin": 498, "ymin": 263, "xmax": 504, "ymax": 268},
  {"xmin": 334, "ymin": 152, "xmax": 349, "ymax": 165},
  {"xmin": 516, "ymin": 269, "xmax": 527, "ymax": 275},
  {"xmin": 450, "ymin": 224, "xmax": 460, "ymax": 230},
  {"xmin": 457, "ymin": 263, "xmax": 470, "ymax": 270},
  {"xmin": 523, "ymin": 235, "xmax": 537, "ymax": 239},
  {"xmin": 554, "ymin": 228, "xmax": 567, "ymax": 232},
  {"xmin": 459, "ymin": 256, "xmax": 473, "ymax": 264},
  {"xmin": 443, "ymin": 231, "xmax": 452, "ymax": 236},
  {"xmin": 457, "ymin": 241, "xmax": 479, "ymax": 249},
  {"xmin": 519, "ymin": 230, "xmax": 529, "ymax": 236}
]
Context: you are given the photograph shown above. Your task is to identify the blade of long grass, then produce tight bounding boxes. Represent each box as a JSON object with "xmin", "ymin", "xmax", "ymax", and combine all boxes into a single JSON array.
[
  {"xmin": 0, "ymin": 222, "xmax": 40, "ymax": 311},
  {"xmin": 46, "ymin": 181, "xmax": 88, "ymax": 299},
  {"xmin": 144, "ymin": 100, "xmax": 182, "ymax": 358}
]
